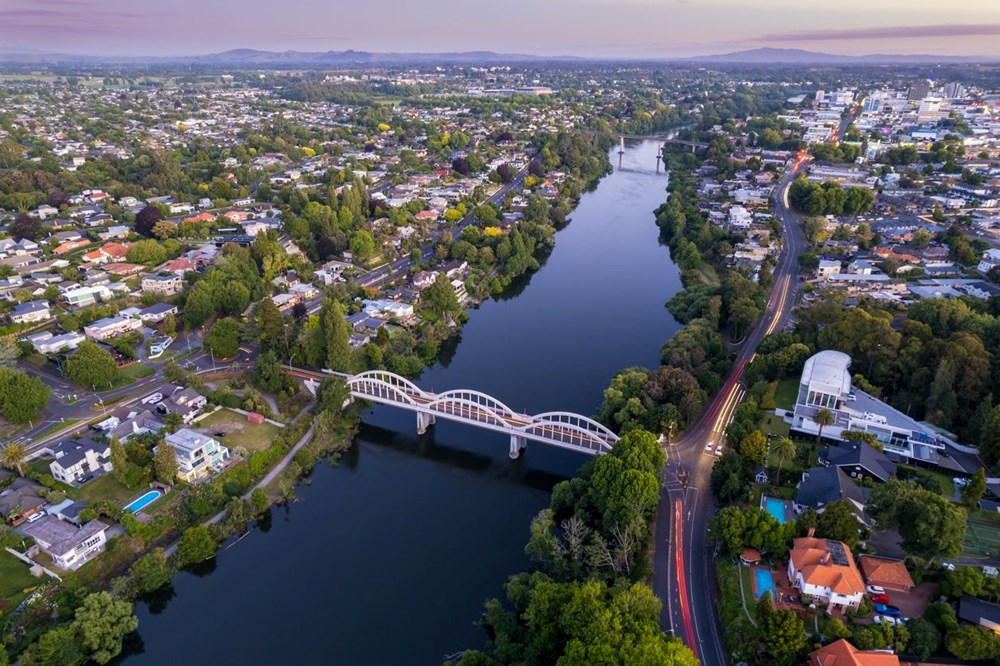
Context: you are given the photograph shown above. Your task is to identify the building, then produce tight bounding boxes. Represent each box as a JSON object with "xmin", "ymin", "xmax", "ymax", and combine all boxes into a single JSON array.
[
  {"xmin": 0, "ymin": 478, "xmax": 46, "ymax": 525},
  {"xmin": 48, "ymin": 439, "xmax": 112, "ymax": 485},
  {"xmin": 107, "ymin": 409, "xmax": 165, "ymax": 443},
  {"xmin": 161, "ymin": 429, "xmax": 231, "ymax": 482},
  {"xmin": 809, "ymin": 638, "xmax": 899, "ymax": 666},
  {"xmin": 979, "ymin": 249, "xmax": 1000, "ymax": 274},
  {"xmin": 817, "ymin": 260, "xmax": 842, "ymax": 279},
  {"xmin": 27, "ymin": 331, "xmax": 86, "ymax": 355},
  {"xmin": 959, "ymin": 595, "xmax": 1000, "ymax": 634},
  {"xmin": 142, "ymin": 274, "xmax": 184, "ymax": 296},
  {"xmin": 10, "ymin": 300, "xmax": 51, "ymax": 324},
  {"xmin": 156, "ymin": 387, "xmax": 207, "ymax": 424},
  {"xmin": 818, "ymin": 442, "xmax": 897, "ymax": 483},
  {"xmin": 23, "ymin": 516, "xmax": 109, "ymax": 570},
  {"xmin": 791, "ymin": 351, "xmax": 948, "ymax": 462},
  {"xmin": 83, "ymin": 315, "xmax": 142, "ymax": 341},
  {"xmin": 63, "ymin": 284, "xmax": 113, "ymax": 308},
  {"xmin": 139, "ymin": 302, "xmax": 179, "ymax": 324},
  {"xmin": 788, "ymin": 533, "xmax": 865, "ymax": 610},
  {"xmin": 793, "ymin": 466, "xmax": 869, "ymax": 523},
  {"xmin": 858, "ymin": 556, "xmax": 915, "ymax": 594}
]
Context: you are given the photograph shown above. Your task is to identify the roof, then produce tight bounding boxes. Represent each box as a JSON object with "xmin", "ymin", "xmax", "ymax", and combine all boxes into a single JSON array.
[
  {"xmin": 858, "ymin": 556, "xmax": 914, "ymax": 590},
  {"xmin": 790, "ymin": 536, "xmax": 865, "ymax": 597},
  {"xmin": 794, "ymin": 466, "xmax": 869, "ymax": 513},
  {"xmin": 50, "ymin": 438, "xmax": 108, "ymax": 471},
  {"xmin": 0, "ymin": 478, "xmax": 46, "ymax": 517},
  {"xmin": 802, "ymin": 351, "xmax": 852, "ymax": 398},
  {"xmin": 12, "ymin": 300, "xmax": 49, "ymax": 315},
  {"xmin": 23, "ymin": 516, "xmax": 108, "ymax": 556},
  {"xmin": 820, "ymin": 442, "xmax": 897, "ymax": 481},
  {"xmin": 809, "ymin": 639, "xmax": 899, "ymax": 666},
  {"xmin": 140, "ymin": 302, "xmax": 177, "ymax": 315},
  {"xmin": 959, "ymin": 594, "xmax": 1000, "ymax": 628},
  {"xmin": 165, "ymin": 428, "xmax": 217, "ymax": 454}
]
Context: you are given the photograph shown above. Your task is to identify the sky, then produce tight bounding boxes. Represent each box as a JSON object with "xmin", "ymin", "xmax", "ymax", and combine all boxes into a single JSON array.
[{"xmin": 1, "ymin": 0, "xmax": 999, "ymax": 58}]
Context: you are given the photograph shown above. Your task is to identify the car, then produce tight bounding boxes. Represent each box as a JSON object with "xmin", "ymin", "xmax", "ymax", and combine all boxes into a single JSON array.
[
  {"xmin": 875, "ymin": 604, "xmax": 901, "ymax": 617},
  {"xmin": 870, "ymin": 593, "xmax": 891, "ymax": 604},
  {"xmin": 866, "ymin": 585, "xmax": 885, "ymax": 595},
  {"xmin": 141, "ymin": 392, "xmax": 163, "ymax": 405},
  {"xmin": 873, "ymin": 615, "xmax": 897, "ymax": 626},
  {"xmin": 705, "ymin": 441, "xmax": 714, "ymax": 452},
  {"xmin": 25, "ymin": 511, "xmax": 46, "ymax": 524}
]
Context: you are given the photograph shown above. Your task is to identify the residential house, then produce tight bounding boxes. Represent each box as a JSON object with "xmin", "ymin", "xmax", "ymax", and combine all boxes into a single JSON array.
[
  {"xmin": 788, "ymin": 533, "xmax": 866, "ymax": 610},
  {"xmin": 793, "ymin": 466, "xmax": 870, "ymax": 523},
  {"xmin": 817, "ymin": 259, "xmax": 842, "ymax": 280},
  {"xmin": 139, "ymin": 302, "xmax": 179, "ymax": 324},
  {"xmin": 53, "ymin": 240, "xmax": 90, "ymax": 255},
  {"xmin": 818, "ymin": 442, "xmax": 897, "ymax": 483},
  {"xmin": 48, "ymin": 439, "xmax": 112, "ymax": 485},
  {"xmin": 27, "ymin": 331, "xmax": 86, "ymax": 355},
  {"xmin": 10, "ymin": 299, "xmax": 51, "ymax": 324},
  {"xmin": 0, "ymin": 478, "xmax": 46, "ymax": 525},
  {"xmin": 808, "ymin": 639, "xmax": 899, "ymax": 666},
  {"xmin": 108, "ymin": 409, "xmax": 164, "ymax": 443},
  {"xmin": 156, "ymin": 387, "xmax": 207, "ymax": 424},
  {"xmin": 83, "ymin": 315, "xmax": 142, "ymax": 341},
  {"xmin": 959, "ymin": 595, "xmax": 1000, "ymax": 634},
  {"xmin": 858, "ymin": 556, "xmax": 915, "ymax": 594},
  {"xmin": 142, "ymin": 274, "xmax": 183, "ymax": 296},
  {"xmin": 63, "ymin": 284, "xmax": 113, "ymax": 308},
  {"xmin": 161, "ymin": 429, "xmax": 231, "ymax": 482},
  {"xmin": 23, "ymin": 516, "xmax": 109, "ymax": 570},
  {"xmin": 979, "ymin": 248, "xmax": 1000, "ymax": 274}
]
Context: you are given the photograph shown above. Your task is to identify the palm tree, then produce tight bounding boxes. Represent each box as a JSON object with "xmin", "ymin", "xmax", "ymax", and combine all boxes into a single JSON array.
[
  {"xmin": 771, "ymin": 436, "xmax": 796, "ymax": 485},
  {"xmin": 813, "ymin": 408, "xmax": 835, "ymax": 446},
  {"xmin": 1, "ymin": 441, "xmax": 28, "ymax": 477}
]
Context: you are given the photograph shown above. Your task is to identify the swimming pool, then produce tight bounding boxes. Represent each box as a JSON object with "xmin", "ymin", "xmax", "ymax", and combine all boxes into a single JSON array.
[
  {"xmin": 124, "ymin": 490, "xmax": 162, "ymax": 513},
  {"xmin": 764, "ymin": 497, "xmax": 788, "ymax": 524},
  {"xmin": 754, "ymin": 568, "xmax": 776, "ymax": 600}
]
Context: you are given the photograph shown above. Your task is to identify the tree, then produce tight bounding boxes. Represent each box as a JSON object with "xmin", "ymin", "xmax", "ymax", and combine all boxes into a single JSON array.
[
  {"xmin": 130, "ymin": 548, "xmax": 172, "ymax": 594},
  {"xmin": 771, "ymin": 436, "xmax": 796, "ymax": 485},
  {"xmin": 204, "ymin": 318, "xmax": 240, "ymax": 359},
  {"xmin": 420, "ymin": 272, "xmax": 463, "ymax": 324},
  {"xmin": 755, "ymin": 593, "xmax": 807, "ymax": 664},
  {"xmin": 175, "ymin": 525, "xmax": 216, "ymax": 567},
  {"xmin": 0, "ymin": 441, "xmax": 27, "ymax": 477},
  {"xmin": 320, "ymin": 299, "xmax": 351, "ymax": 372},
  {"xmin": 9, "ymin": 213, "xmax": 42, "ymax": 242},
  {"xmin": 905, "ymin": 618, "xmax": 941, "ymax": 660},
  {"xmin": 22, "ymin": 626, "xmax": 84, "ymax": 666},
  {"xmin": 71, "ymin": 591, "xmax": 138, "ymax": 665},
  {"xmin": 738, "ymin": 430, "xmax": 767, "ymax": 467},
  {"xmin": 154, "ymin": 442, "xmax": 178, "ymax": 483},
  {"xmin": 251, "ymin": 349, "xmax": 285, "ymax": 392},
  {"xmin": 349, "ymin": 229, "xmax": 376, "ymax": 262},
  {"xmin": 109, "ymin": 437, "xmax": 128, "ymax": 484},
  {"xmin": 869, "ymin": 479, "xmax": 968, "ymax": 560},
  {"xmin": 815, "ymin": 500, "xmax": 861, "ymax": 548},
  {"xmin": 255, "ymin": 297, "xmax": 286, "ymax": 355},
  {"xmin": 962, "ymin": 467, "xmax": 986, "ymax": 509},
  {"xmin": 134, "ymin": 205, "xmax": 164, "ymax": 237},
  {"xmin": 65, "ymin": 340, "xmax": 118, "ymax": 389},
  {"xmin": 945, "ymin": 626, "xmax": 999, "ymax": 660},
  {"xmin": 0, "ymin": 368, "xmax": 49, "ymax": 423},
  {"xmin": 813, "ymin": 407, "xmax": 834, "ymax": 445},
  {"xmin": 0, "ymin": 338, "xmax": 19, "ymax": 368}
]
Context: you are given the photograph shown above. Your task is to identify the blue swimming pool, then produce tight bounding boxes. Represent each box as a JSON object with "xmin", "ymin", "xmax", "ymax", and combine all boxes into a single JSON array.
[
  {"xmin": 124, "ymin": 490, "xmax": 162, "ymax": 513},
  {"xmin": 754, "ymin": 568, "xmax": 776, "ymax": 600},
  {"xmin": 764, "ymin": 497, "xmax": 788, "ymax": 524}
]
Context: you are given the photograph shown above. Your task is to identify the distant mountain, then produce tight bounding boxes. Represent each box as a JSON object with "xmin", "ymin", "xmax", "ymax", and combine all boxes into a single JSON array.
[{"xmin": 689, "ymin": 47, "xmax": 997, "ymax": 65}]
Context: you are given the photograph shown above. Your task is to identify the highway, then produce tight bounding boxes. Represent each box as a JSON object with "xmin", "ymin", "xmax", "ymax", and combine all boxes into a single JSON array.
[{"xmin": 652, "ymin": 153, "xmax": 811, "ymax": 664}]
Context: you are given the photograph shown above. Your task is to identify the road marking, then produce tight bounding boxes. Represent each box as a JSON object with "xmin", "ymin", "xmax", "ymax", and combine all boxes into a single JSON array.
[{"xmin": 674, "ymin": 498, "xmax": 698, "ymax": 660}]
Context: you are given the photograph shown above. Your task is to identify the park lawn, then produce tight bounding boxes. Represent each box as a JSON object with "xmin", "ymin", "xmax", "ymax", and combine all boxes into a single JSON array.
[
  {"xmin": 76, "ymin": 474, "xmax": 137, "ymax": 507},
  {"xmin": 0, "ymin": 550, "xmax": 37, "ymax": 604},
  {"xmin": 773, "ymin": 378, "xmax": 799, "ymax": 411},
  {"xmin": 195, "ymin": 408, "xmax": 282, "ymax": 451}
]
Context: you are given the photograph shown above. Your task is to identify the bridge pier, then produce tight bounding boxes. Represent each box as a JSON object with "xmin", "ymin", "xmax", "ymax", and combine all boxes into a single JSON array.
[
  {"xmin": 509, "ymin": 435, "xmax": 527, "ymax": 459},
  {"xmin": 416, "ymin": 411, "xmax": 436, "ymax": 435}
]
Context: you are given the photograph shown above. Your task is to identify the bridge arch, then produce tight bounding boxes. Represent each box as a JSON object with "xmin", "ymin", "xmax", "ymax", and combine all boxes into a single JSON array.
[
  {"xmin": 533, "ymin": 412, "xmax": 620, "ymax": 444},
  {"xmin": 434, "ymin": 389, "xmax": 518, "ymax": 419},
  {"xmin": 347, "ymin": 376, "xmax": 422, "ymax": 406},
  {"xmin": 350, "ymin": 370, "xmax": 427, "ymax": 398},
  {"xmin": 425, "ymin": 396, "xmax": 510, "ymax": 428}
]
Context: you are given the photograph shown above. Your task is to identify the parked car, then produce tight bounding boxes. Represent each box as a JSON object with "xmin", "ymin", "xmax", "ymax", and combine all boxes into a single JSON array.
[
  {"xmin": 25, "ymin": 511, "xmax": 46, "ymax": 524},
  {"xmin": 142, "ymin": 392, "xmax": 163, "ymax": 405},
  {"xmin": 870, "ymin": 593, "xmax": 891, "ymax": 604},
  {"xmin": 874, "ymin": 615, "xmax": 898, "ymax": 626},
  {"xmin": 875, "ymin": 604, "xmax": 901, "ymax": 617},
  {"xmin": 866, "ymin": 585, "xmax": 885, "ymax": 595}
]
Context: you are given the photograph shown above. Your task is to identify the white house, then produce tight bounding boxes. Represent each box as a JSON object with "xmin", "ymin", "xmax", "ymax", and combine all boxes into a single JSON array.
[
  {"xmin": 979, "ymin": 248, "xmax": 1000, "ymax": 274},
  {"xmin": 10, "ymin": 300, "xmax": 51, "ymax": 324},
  {"xmin": 787, "ymin": 533, "xmax": 865, "ymax": 611},
  {"xmin": 28, "ymin": 331, "xmax": 86, "ymax": 355},
  {"xmin": 23, "ymin": 516, "xmax": 109, "ymax": 570},
  {"xmin": 48, "ymin": 439, "xmax": 112, "ymax": 484},
  {"xmin": 817, "ymin": 259, "xmax": 842, "ymax": 280},
  {"xmin": 83, "ymin": 315, "xmax": 142, "ymax": 341},
  {"xmin": 727, "ymin": 205, "xmax": 752, "ymax": 230},
  {"xmin": 161, "ymin": 429, "xmax": 231, "ymax": 483}
]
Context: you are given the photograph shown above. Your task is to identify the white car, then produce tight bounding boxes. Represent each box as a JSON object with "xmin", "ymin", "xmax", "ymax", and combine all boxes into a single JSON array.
[
  {"xmin": 141, "ymin": 393, "xmax": 163, "ymax": 405},
  {"xmin": 874, "ymin": 615, "xmax": 898, "ymax": 626},
  {"xmin": 866, "ymin": 585, "xmax": 885, "ymax": 595},
  {"xmin": 25, "ymin": 512, "xmax": 46, "ymax": 524},
  {"xmin": 705, "ymin": 441, "xmax": 714, "ymax": 452}
]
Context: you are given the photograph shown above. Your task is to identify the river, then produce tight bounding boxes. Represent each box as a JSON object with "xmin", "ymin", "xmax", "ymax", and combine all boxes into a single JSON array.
[{"xmin": 122, "ymin": 139, "xmax": 683, "ymax": 665}]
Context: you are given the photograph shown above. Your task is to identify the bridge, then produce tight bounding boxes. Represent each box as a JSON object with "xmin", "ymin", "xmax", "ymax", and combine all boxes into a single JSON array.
[
  {"xmin": 284, "ymin": 367, "xmax": 619, "ymax": 458},
  {"xmin": 575, "ymin": 128, "xmax": 709, "ymax": 152}
]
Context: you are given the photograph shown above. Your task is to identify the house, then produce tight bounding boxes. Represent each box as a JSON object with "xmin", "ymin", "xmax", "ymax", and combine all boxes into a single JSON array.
[
  {"xmin": 48, "ymin": 439, "xmax": 112, "ymax": 485},
  {"xmin": 754, "ymin": 467, "xmax": 770, "ymax": 484},
  {"xmin": 0, "ymin": 478, "xmax": 46, "ymax": 525},
  {"xmin": 858, "ymin": 556, "xmax": 915, "ymax": 594},
  {"xmin": 63, "ymin": 284, "xmax": 113, "ymax": 308},
  {"xmin": 156, "ymin": 387, "xmax": 207, "ymax": 424},
  {"xmin": 161, "ymin": 429, "xmax": 231, "ymax": 482},
  {"xmin": 959, "ymin": 595, "xmax": 1000, "ymax": 634},
  {"xmin": 793, "ymin": 466, "xmax": 870, "ymax": 523},
  {"xmin": 28, "ymin": 331, "xmax": 86, "ymax": 355},
  {"xmin": 139, "ymin": 302, "xmax": 179, "ymax": 324},
  {"xmin": 10, "ymin": 299, "xmax": 51, "ymax": 324},
  {"xmin": 83, "ymin": 315, "xmax": 142, "ymax": 341},
  {"xmin": 107, "ymin": 409, "xmax": 165, "ymax": 443},
  {"xmin": 23, "ymin": 516, "xmax": 109, "ymax": 570},
  {"xmin": 818, "ymin": 442, "xmax": 897, "ymax": 483},
  {"xmin": 979, "ymin": 248, "xmax": 1000, "ymax": 274},
  {"xmin": 808, "ymin": 639, "xmax": 899, "ymax": 666},
  {"xmin": 788, "ymin": 533, "xmax": 866, "ymax": 610},
  {"xmin": 817, "ymin": 259, "xmax": 842, "ymax": 279},
  {"xmin": 142, "ymin": 274, "xmax": 184, "ymax": 295}
]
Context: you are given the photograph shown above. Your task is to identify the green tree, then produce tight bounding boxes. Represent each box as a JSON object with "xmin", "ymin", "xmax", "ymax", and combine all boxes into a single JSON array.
[
  {"xmin": 905, "ymin": 618, "xmax": 941, "ymax": 660},
  {"xmin": 771, "ymin": 436, "xmax": 796, "ymax": 485},
  {"xmin": 869, "ymin": 479, "xmax": 968, "ymax": 560},
  {"xmin": 320, "ymin": 299, "xmax": 351, "ymax": 372},
  {"xmin": 1, "ymin": 441, "xmax": 27, "ymax": 477},
  {"xmin": 0, "ymin": 368, "xmax": 50, "ymax": 423},
  {"xmin": 130, "ymin": 548, "xmax": 172, "ymax": 594},
  {"xmin": 22, "ymin": 626, "xmax": 84, "ymax": 666},
  {"xmin": 420, "ymin": 272, "xmax": 463, "ymax": 324},
  {"xmin": 65, "ymin": 340, "xmax": 119, "ymax": 389},
  {"xmin": 109, "ymin": 437, "xmax": 128, "ymax": 485},
  {"xmin": 0, "ymin": 338, "xmax": 21, "ymax": 368},
  {"xmin": 204, "ymin": 318, "xmax": 240, "ymax": 358},
  {"xmin": 738, "ymin": 430, "xmax": 767, "ymax": 466},
  {"xmin": 813, "ymin": 407, "xmax": 834, "ymax": 445},
  {"xmin": 125, "ymin": 239, "xmax": 169, "ymax": 266},
  {"xmin": 755, "ymin": 593, "xmax": 807, "ymax": 664},
  {"xmin": 962, "ymin": 467, "xmax": 986, "ymax": 509},
  {"xmin": 255, "ymin": 297, "xmax": 286, "ymax": 355},
  {"xmin": 175, "ymin": 525, "xmax": 216, "ymax": 567},
  {"xmin": 349, "ymin": 229, "xmax": 376, "ymax": 262},
  {"xmin": 251, "ymin": 349, "xmax": 285, "ymax": 392},
  {"xmin": 153, "ymin": 442, "xmax": 178, "ymax": 483},
  {"xmin": 72, "ymin": 591, "xmax": 138, "ymax": 665},
  {"xmin": 945, "ymin": 625, "xmax": 999, "ymax": 660},
  {"xmin": 815, "ymin": 499, "xmax": 861, "ymax": 548}
]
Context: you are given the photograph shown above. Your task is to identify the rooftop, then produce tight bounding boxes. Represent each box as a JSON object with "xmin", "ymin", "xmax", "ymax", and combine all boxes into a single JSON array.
[{"xmin": 802, "ymin": 350, "xmax": 852, "ymax": 397}]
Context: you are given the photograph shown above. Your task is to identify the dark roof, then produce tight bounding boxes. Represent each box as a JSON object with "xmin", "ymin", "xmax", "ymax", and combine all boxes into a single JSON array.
[
  {"xmin": 140, "ymin": 302, "xmax": 178, "ymax": 315},
  {"xmin": 0, "ymin": 478, "xmax": 45, "ymax": 518},
  {"xmin": 794, "ymin": 466, "xmax": 870, "ymax": 513},
  {"xmin": 50, "ymin": 438, "xmax": 107, "ymax": 470},
  {"xmin": 819, "ymin": 442, "xmax": 897, "ymax": 481},
  {"xmin": 959, "ymin": 595, "xmax": 1000, "ymax": 627}
]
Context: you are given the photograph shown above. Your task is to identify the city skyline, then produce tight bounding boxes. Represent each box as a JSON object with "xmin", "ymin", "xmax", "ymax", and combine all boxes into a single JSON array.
[{"xmin": 1, "ymin": 0, "xmax": 999, "ymax": 58}]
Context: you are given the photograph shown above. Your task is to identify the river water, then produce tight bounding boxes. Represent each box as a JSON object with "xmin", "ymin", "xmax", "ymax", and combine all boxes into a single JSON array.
[{"xmin": 123, "ymin": 140, "xmax": 682, "ymax": 665}]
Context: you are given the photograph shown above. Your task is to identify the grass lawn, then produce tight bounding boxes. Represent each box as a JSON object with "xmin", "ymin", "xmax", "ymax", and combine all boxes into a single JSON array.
[
  {"xmin": 76, "ymin": 474, "xmax": 137, "ymax": 507},
  {"xmin": 36, "ymin": 418, "xmax": 80, "ymax": 439},
  {"xmin": 195, "ymin": 408, "xmax": 282, "ymax": 451},
  {"xmin": 773, "ymin": 378, "xmax": 799, "ymax": 411},
  {"xmin": 0, "ymin": 550, "xmax": 37, "ymax": 607},
  {"xmin": 738, "ymin": 564, "xmax": 758, "ymax": 614},
  {"xmin": 121, "ymin": 363, "xmax": 155, "ymax": 379},
  {"xmin": 759, "ymin": 414, "xmax": 791, "ymax": 438},
  {"xmin": 964, "ymin": 510, "xmax": 1000, "ymax": 558}
]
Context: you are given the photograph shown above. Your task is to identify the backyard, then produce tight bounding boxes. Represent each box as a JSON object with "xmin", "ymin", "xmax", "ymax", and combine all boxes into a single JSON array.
[
  {"xmin": 195, "ymin": 408, "xmax": 282, "ymax": 451},
  {"xmin": 964, "ymin": 509, "xmax": 1000, "ymax": 558},
  {"xmin": 0, "ymin": 550, "xmax": 37, "ymax": 619}
]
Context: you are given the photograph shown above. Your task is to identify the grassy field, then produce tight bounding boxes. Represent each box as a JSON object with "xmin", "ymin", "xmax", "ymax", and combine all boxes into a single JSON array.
[
  {"xmin": 76, "ymin": 474, "xmax": 136, "ymax": 506},
  {"xmin": 773, "ymin": 379, "xmax": 799, "ymax": 411},
  {"xmin": 965, "ymin": 510, "xmax": 1000, "ymax": 558},
  {"xmin": 195, "ymin": 408, "xmax": 282, "ymax": 451},
  {"xmin": 758, "ymin": 413, "xmax": 790, "ymax": 438},
  {"xmin": 0, "ymin": 550, "xmax": 37, "ymax": 614},
  {"xmin": 36, "ymin": 418, "xmax": 81, "ymax": 439}
]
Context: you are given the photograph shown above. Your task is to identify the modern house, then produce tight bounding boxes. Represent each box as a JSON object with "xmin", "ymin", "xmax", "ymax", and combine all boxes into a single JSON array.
[
  {"xmin": 161, "ymin": 429, "xmax": 231, "ymax": 482},
  {"xmin": 10, "ymin": 299, "xmax": 51, "ymax": 324},
  {"xmin": 63, "ymin": 284, "xmax": 113, "ymax": 308},
  {"xmin": 23, "ymin": 516, "xmax": 109, "ymax": 570},
  {"xmin": 141, "ymin": 274, "xmax": 184, "ymax": 296},
  {"xmin": 83, "ymin": 315, "xmax": 142, "ymax": 341},
  {"xmin": 788, "ymin": 533, "xmax": 866, "ymax": 611},
  {"xmin": 818, "ymin": 442, "xmax": 897, "ymax": 483},
  {"xmin": 858, "ymin": 556, "xmax": 915, "ymax": 594},
  {"xmin": 27, "ymin": 331, "xmax": 86, "ymax": 355},
  {"xmin": 107, "ymin": 409, "xmax": 165, "ymax": 443},
  {"xmin": 791, "ymin": 351, "xmax": 948, "ymax": 463},
  {"xmin": 809, "ymin": 639, "xmax": 899, "ymax": 666},
  {"xmin": 48, "ymin": 439, "xmax": 112, "ymax": 485}
]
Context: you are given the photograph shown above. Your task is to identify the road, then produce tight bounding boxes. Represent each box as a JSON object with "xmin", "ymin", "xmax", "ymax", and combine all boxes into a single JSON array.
[{"xmin": 652, "ymin": 153, "xmax": 811, "ymax": 664}]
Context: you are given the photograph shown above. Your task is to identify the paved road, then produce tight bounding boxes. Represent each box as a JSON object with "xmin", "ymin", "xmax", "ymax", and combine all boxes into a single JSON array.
[{"xmin": 652, "ymin": 154, "xmax": 811, "ymax": 664}]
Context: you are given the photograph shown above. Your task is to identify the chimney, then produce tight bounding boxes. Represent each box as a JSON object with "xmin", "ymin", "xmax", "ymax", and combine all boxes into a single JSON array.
[{"xmin": 807, "ymin": 527, "xmax": 816, "ymax": 538}]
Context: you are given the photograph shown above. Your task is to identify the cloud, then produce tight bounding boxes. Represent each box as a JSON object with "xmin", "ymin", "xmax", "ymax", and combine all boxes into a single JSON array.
[{"xmin": 763, "ymin": 24, "xmax": 1000, "ymax": 42}]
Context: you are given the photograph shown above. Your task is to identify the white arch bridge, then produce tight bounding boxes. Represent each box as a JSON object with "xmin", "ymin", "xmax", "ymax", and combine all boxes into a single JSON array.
[{"xmin": 285, "ymin": 367, "xmax": 619, "ymax": 458}]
